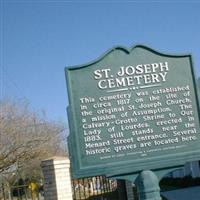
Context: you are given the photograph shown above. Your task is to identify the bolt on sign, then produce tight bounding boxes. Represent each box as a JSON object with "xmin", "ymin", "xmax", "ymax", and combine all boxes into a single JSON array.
[{"xmin": 65, "ymin": 45, "xmax": 200, "ymax": 178}]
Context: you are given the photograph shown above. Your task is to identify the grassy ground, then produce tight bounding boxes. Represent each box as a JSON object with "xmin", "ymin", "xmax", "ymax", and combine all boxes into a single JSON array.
[{"xmin": 87, "ymin": 191, "xmax": 168, "ymax": 200}]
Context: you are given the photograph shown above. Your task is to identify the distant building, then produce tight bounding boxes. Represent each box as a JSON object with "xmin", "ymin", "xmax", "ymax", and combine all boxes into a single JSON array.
[{"xmin": 169, "ymin": 161, "xmax": 200, "ymax": 178}]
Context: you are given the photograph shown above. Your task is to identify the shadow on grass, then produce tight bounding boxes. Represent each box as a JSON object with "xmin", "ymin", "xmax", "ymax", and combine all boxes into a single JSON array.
[{"xmin": 87, "ymin": 190, "xmax": 118, "ymax": 200}]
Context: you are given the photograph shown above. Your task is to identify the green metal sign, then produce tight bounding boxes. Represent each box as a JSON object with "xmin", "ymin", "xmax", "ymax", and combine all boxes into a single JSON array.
[{"xmin": 65, "ymin": 45, "xmax": 200, "ymax": 178}]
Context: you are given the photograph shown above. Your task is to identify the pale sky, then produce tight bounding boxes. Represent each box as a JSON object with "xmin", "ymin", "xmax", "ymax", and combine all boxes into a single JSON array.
[{"xmin": 1, "ymin": 1, "xmax": 200, "ymax": 122}]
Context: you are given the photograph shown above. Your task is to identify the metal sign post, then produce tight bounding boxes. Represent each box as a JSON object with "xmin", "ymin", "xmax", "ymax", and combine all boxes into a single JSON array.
[{"xmin": 136, "ymin": 170, "xmax": 161, "ymax": 200}]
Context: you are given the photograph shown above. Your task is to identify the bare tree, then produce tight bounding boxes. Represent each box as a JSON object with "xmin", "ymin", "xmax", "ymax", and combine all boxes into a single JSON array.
[{"xmin": 0, "ymin": 99, "xmax": 67, "ymax": 178}]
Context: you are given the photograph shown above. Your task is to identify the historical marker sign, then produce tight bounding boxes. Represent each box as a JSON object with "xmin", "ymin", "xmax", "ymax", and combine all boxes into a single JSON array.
[{"xmin": 65, "ymin": 45, "xmax": 200, "ymax": 178}]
